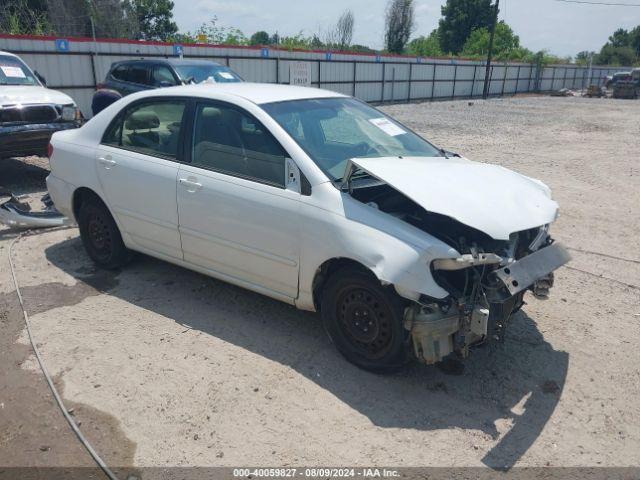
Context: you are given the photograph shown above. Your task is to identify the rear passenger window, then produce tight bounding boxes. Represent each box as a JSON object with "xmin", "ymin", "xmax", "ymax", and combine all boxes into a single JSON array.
[
  {"xmin": 128, "ymin": 65, "xmax": 149, "ymax": 85},
  {"xmin": 192, "ymin": 103, "xmax": 286, "ymax": 187},
  {"xmin": 111, "ymin": 65, "xmax": 128, "ymax": 81},
  {"xmin": 103, "ymin": 100, "xmax": 186, "ymax": 159}
]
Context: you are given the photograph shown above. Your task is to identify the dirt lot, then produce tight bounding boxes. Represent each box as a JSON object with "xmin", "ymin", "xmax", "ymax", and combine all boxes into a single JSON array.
[{"xmin": 1, "ymin": 96, "xmax": 639, "ymax": 474}]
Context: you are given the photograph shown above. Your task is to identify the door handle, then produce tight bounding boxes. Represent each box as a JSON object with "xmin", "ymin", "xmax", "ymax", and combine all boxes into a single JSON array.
[
  {"xmin": 179, "ymin": 178, "xmax": 202, "ymax": 191},
  {"xmin": 98, "ymin": 157, "xmax": 116, "ymax": 169}
]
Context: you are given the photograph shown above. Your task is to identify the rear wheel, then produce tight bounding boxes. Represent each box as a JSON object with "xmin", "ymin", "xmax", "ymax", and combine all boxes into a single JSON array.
[
  {"xmin": 78, "ymin": 197, "xmax": 131, "ymax": 269},
  {"xmin": 321, "ymin": 267, "xmax": 409, "ymax": 373}
]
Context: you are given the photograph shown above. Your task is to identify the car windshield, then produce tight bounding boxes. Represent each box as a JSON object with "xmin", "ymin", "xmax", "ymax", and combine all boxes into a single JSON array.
[
  {"xmin": 174, "ymin": 64, "xmax": 242, "ymax": 84},
  {"xmin": 262, "ymin": 97, "xmax": 443, "ymax": 180},
  {"xmin": 0, "ymin": 55, "xmax": 39, "ymax": 86}
]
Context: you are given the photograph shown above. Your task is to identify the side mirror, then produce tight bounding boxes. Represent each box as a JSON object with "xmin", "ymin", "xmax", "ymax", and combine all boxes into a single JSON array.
[
  {"xmin": 158, "ymin": 80, "xmax": 175, "ymax": 88},
  {"xmin": 443, "ymin": 150, "xmax": 461, "ymax": 158},
  {"xmin": 34, "ymin": 70, "xmax": 46, "ymax": 86}
]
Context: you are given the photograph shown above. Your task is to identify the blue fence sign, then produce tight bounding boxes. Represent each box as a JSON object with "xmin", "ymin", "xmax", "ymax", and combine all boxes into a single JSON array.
[
  {"xmin": 375, "ymin": 55, "xmax": 381, "ymax": 63},
  {"xmin": 173, "ymin": 44, "xmax": 184, "ymax": 57},
  {"xmin": 326, "ymin": 52, "xmax": 332, "ymax": 61},
  {"xmin": 261, "ymin": 48, "xmax": 269, "ymax": 58},
  {"xmin": 55, "ymin": 39, "xmax": 70, "ymax": 52}
]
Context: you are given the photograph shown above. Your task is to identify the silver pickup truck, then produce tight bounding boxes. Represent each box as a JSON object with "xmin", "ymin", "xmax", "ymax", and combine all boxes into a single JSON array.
[{"xmin": 0, "ymin": 50, "xmax": 80, "ymax": 159}]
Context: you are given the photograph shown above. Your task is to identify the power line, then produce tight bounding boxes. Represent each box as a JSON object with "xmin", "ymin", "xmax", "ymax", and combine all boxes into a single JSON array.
[{"xmin": 554, "ymin": 0, "xmax": 640, "ymax": 6}]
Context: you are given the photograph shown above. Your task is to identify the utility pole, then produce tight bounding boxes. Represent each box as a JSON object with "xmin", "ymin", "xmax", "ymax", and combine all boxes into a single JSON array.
[{"xmin": 482, "ymin": 0, "xmax": 500, "ymax": 99}]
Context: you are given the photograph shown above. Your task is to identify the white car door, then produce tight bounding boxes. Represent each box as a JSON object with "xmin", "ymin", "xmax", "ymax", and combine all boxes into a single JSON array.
[
  {"xmin": 96, "ymin": 98, "xmax": 186, "ymax": 259},
  {"xmin": 177, "ymin": 101, "xmax": 300, "ymax": 299}
]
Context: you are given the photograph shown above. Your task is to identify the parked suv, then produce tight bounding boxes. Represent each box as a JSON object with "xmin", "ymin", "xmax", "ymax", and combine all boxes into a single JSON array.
[
  {"xmin": 605, "ymin": 71, "xmax": 631, "ymax": 89},
  {"xmin": 0, "ymin": 51, "xmax": 81, "ymax": 159},
  {"xmin": 99, "ymin": 59, "xmax": 243, "ymax": 97}
]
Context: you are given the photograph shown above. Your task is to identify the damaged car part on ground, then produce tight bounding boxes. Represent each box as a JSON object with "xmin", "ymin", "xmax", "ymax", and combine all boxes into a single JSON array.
[
  {"xmin": 45, "ymin": 83, "xmax": 571, "ymax": 373},
  {"xmin": 0, "ymin": 189, "xmax": 70, "ymax": 229}
]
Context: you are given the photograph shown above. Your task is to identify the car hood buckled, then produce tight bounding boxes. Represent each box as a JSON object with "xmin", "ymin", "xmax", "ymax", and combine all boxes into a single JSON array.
[{"xmin": 345, "ymin": 156, "xmax": 559, "ymax": 240}]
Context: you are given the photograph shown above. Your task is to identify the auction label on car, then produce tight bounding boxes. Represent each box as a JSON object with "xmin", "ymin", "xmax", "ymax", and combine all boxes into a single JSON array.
[
  {"xmin": 368, "ymin": 117, "xmax": 406, "ymax": 136},
  {"xmin": 1, "ymin": 65, "xmax": 26, "ymax": 78},
  {"xmin": 233, "ymin": 468, "xmax": 400, "ymax": 478}
]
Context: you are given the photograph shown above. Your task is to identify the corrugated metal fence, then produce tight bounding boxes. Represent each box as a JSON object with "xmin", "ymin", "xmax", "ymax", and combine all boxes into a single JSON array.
[{"xmin": 0, "ymin": 34, "xmax": 628, "ymax": 117}]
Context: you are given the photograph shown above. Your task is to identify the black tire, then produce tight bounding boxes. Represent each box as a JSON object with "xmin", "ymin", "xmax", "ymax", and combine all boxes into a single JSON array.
[
  {"xmin": 321, "ymin": 267, "xmax": 409, "ymax": 373},
  {"xmin": 77, "ymin": 197, "xmax": 131, "ymax": 269}
]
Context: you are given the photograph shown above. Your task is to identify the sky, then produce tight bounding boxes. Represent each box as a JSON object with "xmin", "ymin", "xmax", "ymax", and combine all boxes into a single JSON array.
[{"xmin": 170, "ymin": 0, "xmax": 640, "ymax": 57}]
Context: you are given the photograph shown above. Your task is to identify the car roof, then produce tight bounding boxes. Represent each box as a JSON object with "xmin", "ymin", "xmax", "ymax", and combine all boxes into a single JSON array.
[
  {"xmin": 0, "ymin": 50, "xmax": 20, "ymax": 58},
  {"xmin": 137, "ymin": 82, "xmax": 347, "ymax": 105},
  {"xmin": 112, "ymin": 58, "xmax": 225, "ymax": 68}
]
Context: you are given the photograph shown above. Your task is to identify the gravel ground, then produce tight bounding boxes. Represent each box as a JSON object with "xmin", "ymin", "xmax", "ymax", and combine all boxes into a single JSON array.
[{"xmin": 1, "ymin": 96, "xmax": 639, "ymax": 473}]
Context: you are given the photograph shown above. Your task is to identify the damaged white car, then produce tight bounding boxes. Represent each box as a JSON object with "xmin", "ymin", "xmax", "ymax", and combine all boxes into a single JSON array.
[{"xmin": 46, "ymin": 83, "xmax": 570, "ymax": 372}]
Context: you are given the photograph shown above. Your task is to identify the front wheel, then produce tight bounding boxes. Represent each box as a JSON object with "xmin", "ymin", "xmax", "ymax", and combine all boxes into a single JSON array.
[
  {"xmin": 78, "ymin": 197, "xmax": 131, "ymax": 269},
  {"xmin": 321, "ymin": 267, "xmax": 409, "ymax": 373}
]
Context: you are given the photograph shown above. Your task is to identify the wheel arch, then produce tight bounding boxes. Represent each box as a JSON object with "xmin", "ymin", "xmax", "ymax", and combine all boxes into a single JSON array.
[
  {"xmin": 311, "ymin": 257, "xmax": 379, "ymax": 311},
  {"xmin": 71, "ymin": 187, "xmax": 110, "ymax": 222}
]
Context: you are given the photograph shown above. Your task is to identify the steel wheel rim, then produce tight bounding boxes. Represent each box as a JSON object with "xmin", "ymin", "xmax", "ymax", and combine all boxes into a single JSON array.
[
  {"xmin": 87, "ymin": 212, "xmax": 112, "ymax": 259},
  {"xmin": 336, "ymin": 286, "xmax": 394, "ymax": 359}
]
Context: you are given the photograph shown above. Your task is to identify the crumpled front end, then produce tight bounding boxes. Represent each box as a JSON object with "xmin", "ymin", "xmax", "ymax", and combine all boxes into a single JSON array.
[{"xmin": 405, "ymin": 226, "xmax": 571, "ymax": 365}]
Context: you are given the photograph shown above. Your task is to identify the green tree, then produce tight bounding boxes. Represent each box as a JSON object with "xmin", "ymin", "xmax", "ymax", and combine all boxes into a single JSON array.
[
  {"xmin": 278, "ymin": 32, "xmax": 312, "ymax": 50},
  {"xmin": 596, "ymin": 44, "xmax": 636, "ymax": 66},
  {"xmin": 0, "ymin": 0, "xmax": 51, "ymax": 35},
  {"xmin": 249, "ymin": 31, "xmax": 270, "ymax": 46},
  {"xmin": 384, "ymin": 0, "xmax": 415, "ymax": 54},
  {"xmin": 593, "ymin": 26, "xmax": 640, "ymax": 65},
  {"xmin": 349, "ymin": 44, "xmax": 375, "ymax": 53},
  {"xmin": 310, "ymin": 34, "xmax": 324, "ymax": 49},
  {"xmin": 194, "ymin": 16, "xmax": 247, "ymax": 45},
  {"xmin": 608, "ymin": 28, "xmax": 630, "ymax": 48},
  {"xmin": 460, "ymin": 21, "xmax": 519, "ymax": 59},
  {"xmin": 628, "ymin": 25, "xmax": 640, "ymax": 56},
  {"xmin": 575, "ymin": 51, "xmax": 595, "ymax": 65},
  {"xmin": 407, "ymin": 30, "xmax": 442, "ymax": 57},
  {"xmin": 124, "ymin": 0, "xmax": 178, "ymax": 41},
  {"xmin": 438, "ymin": 0, "xmax": 494, "ymax": 55}
]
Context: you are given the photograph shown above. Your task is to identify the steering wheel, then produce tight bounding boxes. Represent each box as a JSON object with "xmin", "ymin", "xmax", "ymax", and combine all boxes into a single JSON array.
[{"xmin": 353, "ymin": 142, "xmax": 377, "ymax": 157}]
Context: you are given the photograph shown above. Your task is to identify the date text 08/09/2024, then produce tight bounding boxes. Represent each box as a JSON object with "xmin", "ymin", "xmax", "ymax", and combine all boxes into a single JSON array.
[{"xmin": 232, "ymin": 468, "xmax": 400, "ymax": 478}]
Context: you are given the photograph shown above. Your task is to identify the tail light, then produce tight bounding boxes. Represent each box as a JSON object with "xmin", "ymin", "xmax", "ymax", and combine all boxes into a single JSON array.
[{"xmin": 47, "ymin": 142, "xmax": 53, "ymax": 158}]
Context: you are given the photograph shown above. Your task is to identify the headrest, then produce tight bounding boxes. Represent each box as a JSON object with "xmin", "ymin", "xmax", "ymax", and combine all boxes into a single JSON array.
[
  {"xmin": 125, "ymin": 110, "xmax": 160, "ymax": 130},
  {"xmin": 200, "ymin": 107, "xmax": 222, "ymax": 120}
]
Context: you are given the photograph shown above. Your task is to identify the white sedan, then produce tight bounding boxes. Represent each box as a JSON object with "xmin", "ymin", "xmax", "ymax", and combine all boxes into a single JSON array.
[{"xmin": 47, "ymin": 83, "xmax": 569, "ymax": 372}]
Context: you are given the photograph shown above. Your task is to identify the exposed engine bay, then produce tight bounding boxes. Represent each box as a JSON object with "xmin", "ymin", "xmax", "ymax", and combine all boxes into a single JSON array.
[{"xmin": 348, "ymin": 178, "xmax": 570, "ymax": 365}]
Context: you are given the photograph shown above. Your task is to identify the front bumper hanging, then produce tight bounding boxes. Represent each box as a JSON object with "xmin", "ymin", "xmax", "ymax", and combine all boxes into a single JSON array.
[
  {"xmin": 0, "ymin": 192, "xmax": 70, "ymax": 229},
  {"xmin": 492, "ymin": 243, "xmax": 571, "ymax": 296}
]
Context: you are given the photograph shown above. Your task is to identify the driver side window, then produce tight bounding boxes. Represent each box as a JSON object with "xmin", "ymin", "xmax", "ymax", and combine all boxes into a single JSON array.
[
  {"xmin": 192, "ymin": 103, "xmax": 287, "ymax": 187},
  {"xmin": 152, "ymin": 65, "xmax": 177, "ymax": 87}
]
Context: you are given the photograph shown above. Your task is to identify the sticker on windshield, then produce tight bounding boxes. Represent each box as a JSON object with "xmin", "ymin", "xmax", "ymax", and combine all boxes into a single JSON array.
[
  {"xmin": 368, "ymin": 117, "xmax": 406, "ymax": 136},
  {"xmin": 1, "ymin": 65, "xmax": 26, "ymax": 78},
  {"xmin": 219, "ymin": 71, "xmax": 235, "ymax": 80}
]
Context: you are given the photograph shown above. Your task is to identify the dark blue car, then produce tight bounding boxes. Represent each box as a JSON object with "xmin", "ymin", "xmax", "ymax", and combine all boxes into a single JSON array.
[
  {"xmin": 92, "ymin": 59, "xmax": 244, "ymax": 115},
  {"xmin": 100, "ymin": 58, "xmax": 243, "ymax": 96}
]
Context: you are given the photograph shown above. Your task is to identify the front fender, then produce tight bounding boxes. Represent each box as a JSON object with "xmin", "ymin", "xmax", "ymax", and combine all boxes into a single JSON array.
[{"xmin": 296, "ymin": 186, "xmax": 459, "ymax": 310}]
